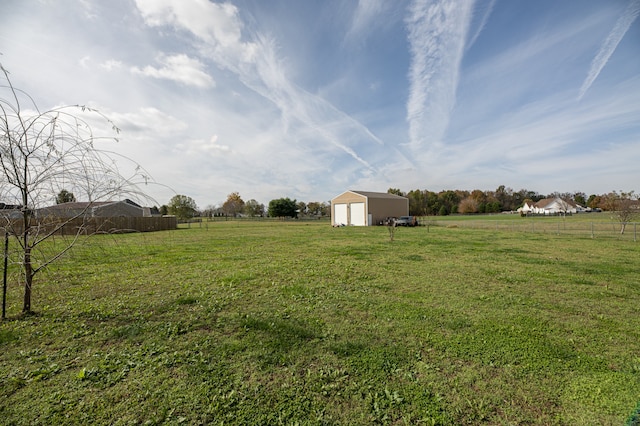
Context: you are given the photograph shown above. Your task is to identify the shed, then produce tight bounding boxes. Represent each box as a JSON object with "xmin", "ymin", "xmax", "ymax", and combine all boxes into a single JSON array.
[{"xmin": 331, "ymin": 190, "xmax": 408, "ymax": 226}]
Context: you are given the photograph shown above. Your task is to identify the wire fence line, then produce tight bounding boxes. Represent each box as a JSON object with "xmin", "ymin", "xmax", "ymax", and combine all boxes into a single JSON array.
[
  {"xmin": 419, "ymin": 218, "xmax": 639, "ymax": 241},
  {"xmin": 180, "ymin": 215, "xmax": 638, "ymax": 241}
]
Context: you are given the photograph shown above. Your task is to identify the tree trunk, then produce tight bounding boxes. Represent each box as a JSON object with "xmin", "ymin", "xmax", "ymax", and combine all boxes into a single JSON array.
[
  {"xmin": 620, "ymin": 222, "xmax": 627, "ymax": 235},
  {"xmin": 22, "ymin": 207, "xmax": 33, "ymax": 313},
  {"xmin": 23, "ymin": 246, "xmax": 32, "ymax": 313}
]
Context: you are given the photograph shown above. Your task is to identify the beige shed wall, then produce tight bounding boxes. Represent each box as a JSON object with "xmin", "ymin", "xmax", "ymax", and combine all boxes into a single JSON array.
[
  {"xmin": 331, "ymin": 191, "xmax": 408, "ymax": 226},
  {"xmin": 331, "ymin": 192, "xmax": 367, "ymax": 226},
  {"xmin": 368, "ymin": 197, "xmax": 408, "ymax": 225}
]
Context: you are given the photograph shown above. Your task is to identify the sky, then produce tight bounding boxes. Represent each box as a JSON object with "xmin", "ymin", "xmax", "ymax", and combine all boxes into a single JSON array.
[{"xmin": 1, "ymin": 0, "xmax": 639, "ymax": 208}]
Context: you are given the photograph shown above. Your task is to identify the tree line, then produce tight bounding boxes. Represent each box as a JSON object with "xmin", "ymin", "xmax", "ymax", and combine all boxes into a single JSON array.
[
  {"xmin": 161, "ymin": 187, "xmax": 638, "ymax": 221},
  {"xmin": 161, "ymin": 192, "xmax": 330, "ymax": 221},
  {"xmin": 388, "ymin": 186, "xmax": 637, "ymax": 216}
]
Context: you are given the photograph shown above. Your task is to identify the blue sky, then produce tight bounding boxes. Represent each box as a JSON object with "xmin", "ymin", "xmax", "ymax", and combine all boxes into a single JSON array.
[{"xmin": 1, "ymin": 0, "xmax": 638, "ymax": 208}]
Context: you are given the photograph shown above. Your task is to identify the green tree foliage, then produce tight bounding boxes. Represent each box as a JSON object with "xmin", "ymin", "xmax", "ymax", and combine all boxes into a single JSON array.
[
  {"xmin": 296, "ymin": 201, "xmax": 307, "ymax": 216},
  {"xmin": 268, "ymin": 197, "xmax": 297, "ymax": 218},
  {"xmin": 168, "ymin": 195, "xmax": 197, "ymax": 220},
  {"xmin": 573, "ymin": 192, "xmax": 587, "ymax": 207},
  {"xmin": 389, "ymin": 187, "xmax": 559, "ymax": 216},
  {"xmin": 56, "ymin": 189, "xmax": 76, "ymax": 204},
  {"xmin": 244, "ymin": 199, "xmax": 265, "ymax": 217},
  {"xmin": 407, "ymin": 189, "xmax": 425, "ymax": 216},
  {"xmin": 306, "ymin": 201, "xmax": 329, "ymax": 217}
]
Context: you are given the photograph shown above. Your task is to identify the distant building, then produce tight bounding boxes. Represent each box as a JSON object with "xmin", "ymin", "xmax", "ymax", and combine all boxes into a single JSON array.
[
  {"xmin": 331, "ymin": 190, "xmax": 408, "ymax": 226},
  {"xmin": 37, "ymin": 199, "xmax": 147, "ymax": 218},
  {"xmin": 518, "ymin": 197, "xmax": 577, "ymax": 215},
  {"xmin": 0, "ymin": 203, "xmax": 23, "ymax": 220}
]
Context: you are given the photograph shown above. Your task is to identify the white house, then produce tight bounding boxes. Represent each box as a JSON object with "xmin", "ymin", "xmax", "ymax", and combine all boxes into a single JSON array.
[{"xmin": 518, "ymin": 197, "xmax": 577, "ymax": 215}]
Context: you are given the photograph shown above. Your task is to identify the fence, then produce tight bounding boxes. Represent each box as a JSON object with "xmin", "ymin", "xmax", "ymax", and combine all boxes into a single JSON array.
[
  {"xmin": 1, "ymin": 216, "xmax": 177, "ymax": 236},
  {"xmin": 419, "ymin": 217, "xmax": 639, "ymax": 241}
]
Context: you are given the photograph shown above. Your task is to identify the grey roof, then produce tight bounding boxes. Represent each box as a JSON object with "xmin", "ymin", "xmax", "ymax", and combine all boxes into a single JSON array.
[
  {"xmin": 349, "ymin": 190, "xmax": 407, "ymax": 200},
  {"xmin": 44, "ymin": 199, "xmax": 142, "ymax": 210}
]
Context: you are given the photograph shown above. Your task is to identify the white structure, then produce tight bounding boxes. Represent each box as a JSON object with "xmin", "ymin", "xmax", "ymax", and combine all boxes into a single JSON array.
[{"xmin": 518, "ymin": 197, "xmax": 577, "ymax": 215}]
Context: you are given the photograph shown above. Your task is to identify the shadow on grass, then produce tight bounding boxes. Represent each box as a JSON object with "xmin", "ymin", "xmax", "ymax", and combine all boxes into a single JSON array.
[{"xmin": 239, "ymin": 314, "xmax": 324, "ymax": 367}]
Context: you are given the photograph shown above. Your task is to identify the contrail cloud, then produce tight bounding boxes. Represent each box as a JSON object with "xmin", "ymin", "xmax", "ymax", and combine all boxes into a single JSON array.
[
  {"xmin": 578, "ymin": 0, "xmax": 640, "ymax": 100},
  {"xmin": 405, "ymin": 0, "xmax": 474, "ymax": 151}
]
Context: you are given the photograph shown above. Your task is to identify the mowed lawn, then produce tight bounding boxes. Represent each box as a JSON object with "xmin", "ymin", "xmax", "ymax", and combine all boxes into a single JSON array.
[{"xmin": 1, "ymin": 221, "xmax": 639, "ymax": 425}]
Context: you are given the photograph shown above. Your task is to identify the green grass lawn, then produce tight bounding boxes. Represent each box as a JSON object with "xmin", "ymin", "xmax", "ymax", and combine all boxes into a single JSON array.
[{"xmin": 1, "ymin": 221, "xmax": 639, "ymax": 425}]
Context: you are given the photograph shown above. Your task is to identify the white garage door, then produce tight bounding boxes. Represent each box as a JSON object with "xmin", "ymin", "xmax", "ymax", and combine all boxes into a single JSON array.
[
  {"xmin": 350, "ymin": 202, "xmax": 366, "ymax": 226},
  {"xmin": 334, "ymin": 203, "xmax": 348, "ymax": 225}
]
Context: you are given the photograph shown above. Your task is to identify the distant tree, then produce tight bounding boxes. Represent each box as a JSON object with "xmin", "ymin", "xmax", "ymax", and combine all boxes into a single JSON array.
[
  {"xmin": 438, "ymin": 190, "xmax": 460, "ymax": 214},
  {"xmin": 511, "ymin": 190, "xmax": 525, "ymax": 209},
  {"xmin": 1, "ymin": 63, "xmax": 149, "ymax": 313},
  {"xmin": 424, "ymin": 191, "xmax": 439, "ymax": 215},
  {"xmin": 222, "ymin": 192, "xmax": 244, "ymax": 217},
  {"xmin": 296, "ymin": 201, "xmax": 307, "ymax": 216},
  {"xmin": 168, "ymin": 195, "xmax": 197, "ymax": 220},
  {"xmin": 458, "ymin": 197, "xmax": 479, "ymax": 214},
  {"xmin": 56, "ymin": 189, "xmax": 76, "ymax": 204},
  {"xmin": 306, "ymin": 201, "xmax": 329, "ymax": 217},
  {"xmin": 407, "ymin": 189, "xmax": 426, "ymax": 216},
  {"xmin": 573, "ymin": 192, "xmax": 587, "ymax": 207},
  {"xmin": 244, "ymin": 199, "xmax": 264, "ymax": 217},
  {"xmin": 603, "ymin": 191, "xmax": 638, "ymax": 234},
  {"xmin": 520, "ymin": 189, "xmax": 543, "ymax": 202},
  {"xmin": 201, "ymin": 204, "xmax": 217, "ymax": 218},
  {"xmin": 159, "ymin": 205, "xmax": 169, "ymax": 216},
  {"xmin": 268, "ymin": 197, "xmax": 297, "ymax": 218},
  {"xmin": 587, "ymin": 194, "xmax": 600, "ymax": 209},
  {"xmin": 438, "ymin": 205, "xmax": 449, "ymax": 216},
  {"xmin": 387, "ymin": 188, "xmax": 405, "ymax": 196}
]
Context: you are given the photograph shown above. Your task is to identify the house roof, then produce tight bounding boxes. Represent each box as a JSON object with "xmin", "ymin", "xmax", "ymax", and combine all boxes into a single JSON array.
[
  {"xmin": 534, "ymin": 197, "xmax": 577, "ymax": 208},
  {"xmin": 347, "ymin": 190, "xmax": 408, "ymax": 200},
  {"xmin": 45, "ymin": 201, "xmax": 112, "ymax": 210},
  {"xmin": 45, "ymin": 199, "xmax": 142, "ymax": 210}
]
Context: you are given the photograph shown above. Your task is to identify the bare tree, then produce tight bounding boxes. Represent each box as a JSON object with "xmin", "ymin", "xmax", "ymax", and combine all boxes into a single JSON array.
[
  {"xmin": 1, "ymin": 63, "xmax": 150, "ymax": 314},
  {"xmin": 386, "ymin": 218, "xmax": 396, "ymax": 242},
  {"xmin": 604, "ymin": 190, "xmax": 638, "ymax": 234}
]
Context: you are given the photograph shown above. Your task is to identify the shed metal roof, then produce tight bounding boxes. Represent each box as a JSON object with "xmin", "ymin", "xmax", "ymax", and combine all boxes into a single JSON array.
[{"xmin": 347, "ymin": 190, "xmax": 407, "ymax": 200}]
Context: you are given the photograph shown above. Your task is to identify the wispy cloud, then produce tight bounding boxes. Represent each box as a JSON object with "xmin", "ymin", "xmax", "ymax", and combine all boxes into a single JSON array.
[
  {"xmin": 345, "ymin": 0, "xmax": 391, "ymax": 44},
  {"xmin": 578, "ymin": 0, "xmax": 640, "ymax": 100},
  {"xmin": 467, "ymin": 0, "xmax": 496, "ymax": 49},
  {"xmin": 439, "ymin": 75, "xmax": 640, "ymax": 193},
  {"xmin": 131, "ymin": 54, "xmax": 215, "ymax": 88},
  {"xmin": 405, "ymin": 0, "xmax": 474, "ymax": 152},
  {"xmin": 134, "ymin": 0, "xmax": 411, "ymax": 177}
]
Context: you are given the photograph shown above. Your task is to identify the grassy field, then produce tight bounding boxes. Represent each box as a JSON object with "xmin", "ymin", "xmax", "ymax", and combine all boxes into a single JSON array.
[{"xmin": 1, "ymin": 221, "xmax": 639, "ymax": 425}]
